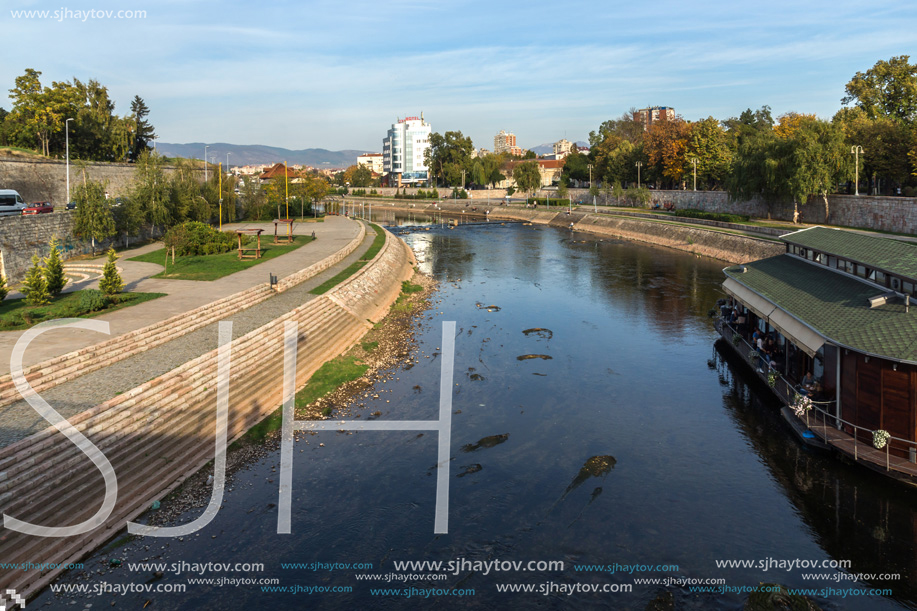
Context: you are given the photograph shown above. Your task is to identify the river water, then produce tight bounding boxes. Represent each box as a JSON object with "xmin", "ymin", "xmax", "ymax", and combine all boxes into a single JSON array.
[{"xmin": 36, "ymin": 216, "xmax": 917, "ymax": 610}]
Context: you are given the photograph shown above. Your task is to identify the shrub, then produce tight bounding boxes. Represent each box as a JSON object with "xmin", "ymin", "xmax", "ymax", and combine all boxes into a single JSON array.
[
  {"xmin": 99, "ymin": 248, "xmax": 123, "ymax": 295},
  {"xmin": 23, "ymin": 255, "xmax": 50, "ymax": 306},
  {"xmin": 44, "ymin": 236, "xmax": 66, "ymax": 297},
  {"xmin": 162, "ymin": 221, "xmax": 236, "ymax": 256},
  {"xmin": 78, "ymin": 289, "xmax": 109, "ymax": 312},
  {"xmin": 0, "ymin": 273, "xmax": 8, "ymax": 302}
]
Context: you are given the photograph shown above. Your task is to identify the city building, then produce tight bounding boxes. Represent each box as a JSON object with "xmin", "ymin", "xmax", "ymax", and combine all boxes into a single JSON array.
[
  {"xmin": 494, "ymin": 130, "xmax": 520, "ymax": 155},
  {"xmin": 496, "ymin": 158, "xmax": 566, "ymax": 189},
  {"xmin": 383, "ymin": 114, "xmax": 431, "ymax": 186},
  {"xmin": 357, "ymin": 153, "xmax": 384, "ymax": 175},
  {"xmin": 634, "ymin": 106, "xmax": 675, "ymax": 131},
  {"xmin": 716, "ymin": 226, "xmax": 917, "ymax": 485},
  {"xmin": 553, "ymin": 139, "xmax": 573, "ymax": 158}
]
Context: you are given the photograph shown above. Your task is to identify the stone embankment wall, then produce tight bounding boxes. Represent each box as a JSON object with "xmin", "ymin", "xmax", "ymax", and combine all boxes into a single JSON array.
[
  {"xmin": 348, "ymin": 187, "xmax": 917, "ymax": 234},
  {"xmin": 0, "ymin": 156, "xmax": 204, "ymax": 205},
  {"xmin": 0, "ymin": 224, "xmax": 414, "ymax": 600},
  {"xmin": 359, "ymin": 200, "xmax": 782, "ymax": 264}
]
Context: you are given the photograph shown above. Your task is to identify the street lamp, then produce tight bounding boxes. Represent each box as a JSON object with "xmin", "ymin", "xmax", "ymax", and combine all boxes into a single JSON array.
[
  {"xmin": 689, "ymin": 157, "xmax": 698, "ymax": 191},
  {"xmin": 65, "ymin": 118, "xmax": 74, "ymax": 204},
  {"xmin": 635, "ymin": 161, "xmax": 643, "ymax": 188},
  {"xmin": 588, "ymin": 163, "xmax": 595, "ymax": 212},
  {"xmin": 851, "ymin": 145, "xmax": 864, "ymax": 196},
  {"xmin": 204, "ymin": 145, "xmax": 209, "ymax": 182},
  {"xmin": 218, "ymin": 162, "xmax": 223, "ymax": 230}
]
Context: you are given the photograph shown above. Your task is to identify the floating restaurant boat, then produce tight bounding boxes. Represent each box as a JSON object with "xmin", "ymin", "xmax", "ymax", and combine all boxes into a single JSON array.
[{"xmin": 715, "ymin": 226, "xmax": 917, "ymax": 486}]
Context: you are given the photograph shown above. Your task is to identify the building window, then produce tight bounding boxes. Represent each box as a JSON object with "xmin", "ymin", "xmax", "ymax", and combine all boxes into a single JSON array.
[
  {"xmin": 904, "ymin": 281, "xmax": 915, "ymax": 295},
  {"xmin": 856, "ymin": 264, "xmax": 869, "ymax": 279},
  {"xmin": 816, "ymin": 253, "xmax": 827, "ymax": 265}
]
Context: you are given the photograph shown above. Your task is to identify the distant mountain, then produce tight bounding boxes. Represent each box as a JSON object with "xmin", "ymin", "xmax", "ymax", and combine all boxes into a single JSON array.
[
  {"xmin": 529, "ymin": 141, "xmax": 589, "ymax": 155},
  {"xmin": 154, "ymin": 142, "xmax": 371, "ymax": 169}
]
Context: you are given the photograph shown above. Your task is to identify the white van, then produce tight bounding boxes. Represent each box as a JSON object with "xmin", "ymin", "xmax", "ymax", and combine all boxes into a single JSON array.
[{"xmin": 0, "ymin": 190, "xmax": 28, "ymax": 216}]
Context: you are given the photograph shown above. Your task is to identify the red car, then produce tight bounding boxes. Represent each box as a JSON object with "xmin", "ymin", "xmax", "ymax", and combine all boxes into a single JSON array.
[{"xmin": 22, "ymin": 202, "xmax": 54, "ymax": 215}]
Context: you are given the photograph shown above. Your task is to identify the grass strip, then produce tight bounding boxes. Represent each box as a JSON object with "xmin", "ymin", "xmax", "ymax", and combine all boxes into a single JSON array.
[
  {"xmin": 309, "ymin": 224, "xmax": 385, "ymax": 295},
  {"xmin": 128, "ymin": 235, "xmax": 312, "ymax": 281},
  {"xmin": 242, "ymin": 355, "xmax": 369, "ymax": 443},
  {"xmin": 0, "ymin": 291, "xmax": 166, "ymax": 331}
]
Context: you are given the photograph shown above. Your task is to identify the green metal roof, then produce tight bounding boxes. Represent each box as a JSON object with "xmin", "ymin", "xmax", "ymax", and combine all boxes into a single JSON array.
[
  {"xmin": 782, "ymin": 226, "xmax": 917, "ymax": 280},
  {"xmin": 724, "ymin": 254, "xmax": 917, "ymax": 363}
]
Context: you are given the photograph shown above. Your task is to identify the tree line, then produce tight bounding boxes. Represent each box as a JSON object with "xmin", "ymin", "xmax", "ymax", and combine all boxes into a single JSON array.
[
  {"xmin": 0, "ymin": 69, "xmax": 155, "ymax": 161},
  {"xmin": 416, "ymin": 55, "xmax": 917, "ymax": 218}
]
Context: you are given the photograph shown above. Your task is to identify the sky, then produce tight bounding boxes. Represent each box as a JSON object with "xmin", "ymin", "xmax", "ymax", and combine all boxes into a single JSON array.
[{"xmin": 3, "ymin": 0, "xmax": 915, "ymax": 153}]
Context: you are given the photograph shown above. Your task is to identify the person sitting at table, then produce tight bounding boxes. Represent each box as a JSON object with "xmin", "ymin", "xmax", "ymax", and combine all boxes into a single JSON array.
[{"xmin": 800, "ymin": 371, "xmax": 816, "ymax": 395}]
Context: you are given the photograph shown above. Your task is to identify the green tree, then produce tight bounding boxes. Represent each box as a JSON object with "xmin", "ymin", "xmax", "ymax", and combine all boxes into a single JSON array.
[
  {"xmin": 513, "ymin": 160, "xmax": 541, "ymax": 197},
  {"xmin": 99, "ymin": 248, "xmax": 123, "ymax": 295},
  {"xmin": 471, "ymin": 159, "xmax": 486, "ymax": 186},
  {"xmin": 350, "ymin": 165, "xmax": 372, "ymax": 187},
  {"xmin": 129, "ymin": 96, "xmax": 156, "ymax": 161},
  {"xmin": 686, "ymin": 117, "xmax": 732, "ymax": 189},
  {"xmin": 22, "ymin": 255, "xmax": 50, "ymax": 306},
  {"xmin": 0, "ymin": 272, "xmax": 8, "ymax": 302},
  {"xmin": 561, "ymin": 150, "xmax": 590, "ymax": 184},
  {"xmin": 44, "ymin": 237, "xmax": 66, "ymax": 297},
  {"xmin": 424, "ymin": 131, "xmax": 473, "ymax": 186},
  {"xmin": 131, "ymin": 150, "xmax": 172, "ymax": 228},
  {"xmin": 723, "ymin": 106, "xmax": 774, "ymax": 149},
  {"xmin": 842, "ymin": 56, "xmax": 917, "ymax": 123},
  {"xmin": 72, "ymin": 170, "xmax": 115, "ymax": 253},
  {"xmin": 834, "ymin": 107, "xmax": 914, "ymax": 194},
  {"xmin": 557, "ymin": 177, "xmax": 569, "ymax": 200}
]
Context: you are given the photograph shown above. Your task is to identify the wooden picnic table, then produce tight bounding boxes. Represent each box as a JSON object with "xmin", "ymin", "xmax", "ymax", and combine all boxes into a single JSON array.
[
  {"xmin": 236, "ymin": 228, "xmax": 264, "ymax": 260},
  {"xmin": 273, "ymin": 218, "xmax": 295, "ymax": 244}
]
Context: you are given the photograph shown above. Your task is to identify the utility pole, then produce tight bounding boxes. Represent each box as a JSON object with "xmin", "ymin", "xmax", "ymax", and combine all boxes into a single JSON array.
[{"xmin": 635, "ymin": 161, "xmax": 643, "ymax": 188}]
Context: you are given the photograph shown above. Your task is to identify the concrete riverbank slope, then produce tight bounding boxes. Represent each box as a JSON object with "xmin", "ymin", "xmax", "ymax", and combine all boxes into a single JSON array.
[{"xmin": 0, "ymin": 224, "xmax": 415, "ymax": 601}]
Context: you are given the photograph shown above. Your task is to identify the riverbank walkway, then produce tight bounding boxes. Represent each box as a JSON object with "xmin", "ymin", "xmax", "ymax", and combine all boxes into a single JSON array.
[{"xmin": 0, "ymin": 216, "xmax": 377, "ymax": 447}]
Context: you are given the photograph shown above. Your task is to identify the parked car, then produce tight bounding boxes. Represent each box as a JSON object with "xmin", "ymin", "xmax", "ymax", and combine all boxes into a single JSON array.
[
  {"xmin": 22, "ymin": 202, "xmax": 54, "ymax": 215},
  {"xmin": 66, "ymin": 201, "xmax": 77, "ymax": 210},
  {"xmin": 0, "ymin": 189, "xmax": 28, "ymax": 216}
]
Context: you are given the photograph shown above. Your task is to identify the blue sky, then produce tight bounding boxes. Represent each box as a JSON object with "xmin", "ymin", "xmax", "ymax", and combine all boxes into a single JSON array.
[{"xmin": 3, "ymin": 0, "xmax": 915, "ymax": 153}]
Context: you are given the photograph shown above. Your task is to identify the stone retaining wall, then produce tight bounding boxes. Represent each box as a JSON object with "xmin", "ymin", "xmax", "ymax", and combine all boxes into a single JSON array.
[
  {"xmin": 370, "ymin": 201, "xmax": 782, "ymax": 264},
  {"xmin": 0, "ymin": 224, "xmax": 414, "ymax": 601}
]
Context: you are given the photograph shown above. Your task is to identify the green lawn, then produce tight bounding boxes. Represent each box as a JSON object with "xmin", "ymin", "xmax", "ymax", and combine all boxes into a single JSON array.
[
  {"xmin": 0, "ymin": 290, "xmax": 165, "ymax": 331},
  {"xmin": 128, "ymin": 235, "xmax": 313, "ymax": 281},
  {"xmin": 309, "ymin": 224, "xmax": 385, "ymax": 295}
]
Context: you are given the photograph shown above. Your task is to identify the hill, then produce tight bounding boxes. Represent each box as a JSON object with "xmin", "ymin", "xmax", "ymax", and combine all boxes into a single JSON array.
[{"xmin": 154, "ymin": 142, "xmax": 372, "ymax": 169}]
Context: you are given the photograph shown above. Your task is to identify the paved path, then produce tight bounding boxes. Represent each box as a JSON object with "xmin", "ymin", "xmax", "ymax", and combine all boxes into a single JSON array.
[
  {"xmin": 0, "ymin": 217, "xmax": 360, "ymax": 374},
  {"xmin": 0, "ymin": 217, "xmax": 375, "ymax": 447}
]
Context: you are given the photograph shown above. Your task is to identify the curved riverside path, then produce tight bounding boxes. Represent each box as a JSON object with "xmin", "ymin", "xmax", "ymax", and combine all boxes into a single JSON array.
[
  {"xmin": 0, "ymin": 216, "xmax": 372, "ymax": 447},
  {"xmin": 0, "ymin": 216, "xmax": 361, "ymax": 373}
]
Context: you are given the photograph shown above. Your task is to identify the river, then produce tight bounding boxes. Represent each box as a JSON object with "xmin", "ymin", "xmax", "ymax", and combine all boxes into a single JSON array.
[{"xmin": 34, "ymin": 216, "xmax": 917, "ymax": 610}]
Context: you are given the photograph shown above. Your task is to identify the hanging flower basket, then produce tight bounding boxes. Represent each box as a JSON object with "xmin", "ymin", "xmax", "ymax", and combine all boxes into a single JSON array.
[
  {"xmin": 873, "ymin": 430, "xmax": 891, "ymax": 450},
  {"xmin": 791, "ymin": 393, "xmax": 812, "ymax": 418},
  {"xmin": 767, "ymin": 369, "xmax": 779, "ymax": 388}
]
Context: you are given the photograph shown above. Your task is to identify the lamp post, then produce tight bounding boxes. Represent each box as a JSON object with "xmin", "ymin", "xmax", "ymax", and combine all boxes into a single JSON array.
[
  {"xmin": 588, "ymin": 163, "xmax": 595, "ymax": 212},
  {"xmin": 204, "ymin": 145, "xmax": 209, "ymax": 182},
  {"xmin": 218, "ymin": 162, "xmax": 223, "ymax": 230},
  {"xmin": 851, "ymin": 145, "xmax": 864, "ymax": 196},
  {"xmin": 635, "ymin": 161, "xmax": 643, "ymax": 188},
  {"xmin": 690, "ymin": 157, "xmax": 698, "ymax": 191},
  {"xmin": 284, "ymin": 161, "xmax": 289, "ymax": 219},
  {"xmin": 65, "ymin": 118, "xmax": 74, "ymax": 204}
]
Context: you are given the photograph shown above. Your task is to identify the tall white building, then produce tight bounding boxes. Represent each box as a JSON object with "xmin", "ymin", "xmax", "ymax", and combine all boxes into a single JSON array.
[{"xmin": 383, "ymin": 114, "xmax": 431, "ymax": 185}]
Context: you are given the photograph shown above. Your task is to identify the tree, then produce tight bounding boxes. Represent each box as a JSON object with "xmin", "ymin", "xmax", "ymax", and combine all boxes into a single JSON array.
[
  {"xmin": 834, "ymin": 107, "xmax": 914, "ymax": 194},
  {"xmin": 685, "ymin": 117, "xmax": 732, "ymax": 188},
  {"xmin": 471, "ymin": 159, "xmax": 486, "ymax": 186},
  {"xmin": 0, "ymin": 272, "xmax": 8, "ymax": 302},
  {"xmin": 130, "ymin": 150, "xmax": 172, "ymax": 228},
  {"xmin": 557, "ymin": 177, "xmax": 569, "ymax": 200},
  {"xmin": 44, "ymin": 237, "xmax": 66, "ymax": 297},
  {"xmin": 22, "ymin": 255, "xmax": 50, "ymax": 306},
  {"xmin": 129, "ymin": 96, "xmax": 156, "ymax": 161},
  {"xmin": 351, "ymin": 165, "xmax": 372, "ymax": 187},
  {"xmin": 842, "ymin": 56, "xmax": 917, "ymax": 123},
  {"xmin": 561, "ymin": 150, "xmax": 590, "ymax": 184},
  {"xmin": 99, "ymin": 248, "xmax": 123, "ymax": 295},
  {"xmin": 424, "ymin": 131, "xmax": 473, "ymax": 186},
  {"xmin": 513, "ymin": 160, "xmax": 541, "ymax": 197},
  {"xmin": 113, "ymin": 196, "xmax": 146, "ymax": 248},
  {"xmin": 72, "ymin": 170, "xmax": 115, "ymax": 253},
  {"xmin": 643, "ymin": 117, "xmax": 691, "ymax": 187},
  {"xmin": 785, "ymin": 117, "xmax": 850, "ymax": 221},
  {"xmin": 723, "ymin": 106, "xmax": 774, "ymax": 149}
]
